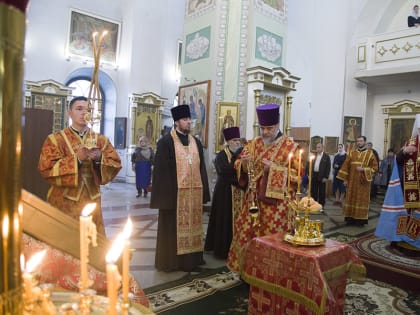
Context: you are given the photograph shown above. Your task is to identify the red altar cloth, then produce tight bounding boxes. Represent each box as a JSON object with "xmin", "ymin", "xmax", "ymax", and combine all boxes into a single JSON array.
[{"xmin": 241, "ymin": 233, "xmax": 365, "ymax": 315}]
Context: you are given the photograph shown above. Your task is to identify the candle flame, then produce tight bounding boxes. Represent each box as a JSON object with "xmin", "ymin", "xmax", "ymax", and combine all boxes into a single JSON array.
[
  {"xmin": 299, "ymin": 149, "xmax": 303, "ymax": 155},
  {"xmin": 101, "ymin": 30, "xmax": 108, "ymax": 37},
  {"xmin": 81, "ymin": 203, "xmax": 96, "ymax": 217},
  {"xmin": 18, "ymin": 203, "xmax": 23, "ymax": 216},
  {"xmin": 92, "ymin": 31, "xmax": 98, "ymax": 38},
  {"xmin": 310, "ymin": 154, "xmax": 315, "ymax": 160},
  {"xmin": 288, "ymin": 152, "xmax": 293, "ymax": 159},
  {"xmin": 20, "ymin": 254, "xmax": 25, "ymax": 271},
  {"xmin": 26, "ymin": 250, "xmax": 47, "ymax": 273},
  {"xmin": 122, "ymin": 218, "xmax": 133, "ymax": 240},
  {"xmin": 2, "ymin": 214, "xmax": 9, "ymax": 239},
  {"xmin": 106, "ymin": 234, "xmax": 124, "ymax": 263}
]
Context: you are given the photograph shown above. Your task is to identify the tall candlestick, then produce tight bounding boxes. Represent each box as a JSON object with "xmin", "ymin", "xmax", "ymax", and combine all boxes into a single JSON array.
[
  {"xmin": 122, "ymin": 218, "xmax": 133, "ymax": 307},
  {"xmin": 80, "ymin": 203, "xmax": 97, "ymax": 292},
  {"xmin": 297, "ymin": 149, "xmax": 303, "ymax": 194},
  {"xmin": 308, "ymin": 155, "xmax": 315, "ymax": 199},
  {"xmin": 106, "ymin": 234, "xmax": 124, "ymax": 315},
  {"xmin": 287, "ymin": 152, "xmax": 293, "ymax": 193}
]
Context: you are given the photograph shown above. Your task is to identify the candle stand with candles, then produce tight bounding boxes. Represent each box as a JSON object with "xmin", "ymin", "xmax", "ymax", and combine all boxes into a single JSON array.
[
  {"xmin": 283, "ymin": 193, "xmax": 325, "ymax": 246},
  {"xmin": 283, "ymin": 153, "xmax": 325, "ymax": 246}
]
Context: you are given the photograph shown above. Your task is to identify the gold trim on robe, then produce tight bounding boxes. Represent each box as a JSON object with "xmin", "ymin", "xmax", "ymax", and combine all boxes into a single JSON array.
[{"xmin": 171, "ymin": 130, "xmax": 203, "ymax": 255}]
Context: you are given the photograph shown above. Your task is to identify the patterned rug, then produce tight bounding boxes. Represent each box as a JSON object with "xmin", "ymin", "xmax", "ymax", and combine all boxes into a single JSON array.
[
  {"xmin": 145, "ymin": 268, "xmax": 420, "ymax": 315},
  {"xmin": 350, "ymin": 233, "xmax": 420, "ymax": 293}
]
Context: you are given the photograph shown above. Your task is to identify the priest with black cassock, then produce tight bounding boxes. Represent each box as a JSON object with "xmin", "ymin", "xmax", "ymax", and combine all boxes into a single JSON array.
[
  {"xmin": 151, "ymin": 104, "xmax": 210, "ymax": 272},
  {"xmin": 204, "ymin": 127, "xmax": 243, "ymax": 259}
]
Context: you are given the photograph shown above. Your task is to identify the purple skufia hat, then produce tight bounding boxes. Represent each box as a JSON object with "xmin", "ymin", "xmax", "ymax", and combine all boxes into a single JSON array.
[
  {"xmin": 256, "ymin": 103, "xmax": 280, "ymax": 126},
  {"xmin": 171, "ymin": 104, "xmax": 191, "ymax": 121},
  {"xmin": 223, "ymin": 127, "xmax": 240, "ymax": 141}
]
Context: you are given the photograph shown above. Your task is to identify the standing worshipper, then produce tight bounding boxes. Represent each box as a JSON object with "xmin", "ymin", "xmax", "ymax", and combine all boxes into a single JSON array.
[
  {"xmin": 310, "ymin": 143, "xmax": 331, "ymax": 208},
  {"xmin": 367, "ymin": 142, "xmax": 380, "ymax": 201},
  {"xmin": 337, "ymin": 136, "xmax": 378, "ymax": 226},
  {"xmin": 408, "ymin": 5, "xmax": 420, "ymax": 27},
  {"xmin": 204, "ymin": 127, "xmax": 244, "ymax": 259},
  {"xmin": 38, "ymin": 96, "xmax": 122, "ymax": 235},
  {"xmin": 227, "ymin": 104, "xmax": 301, "ymax": 273},
  {"xmin": 377, "ymin": 148, "xmax": 395, "ymax": 190},
  {"xmin": 151, "ymin": 104, "xmax": 210, "ymax": 272},
  {"xmin": 131, "ymin": 136, "xmax": 154, "ymax": 198},
  {"xmin": 332, "ymin": 143, "xmax": 347, "ymax": 206}
]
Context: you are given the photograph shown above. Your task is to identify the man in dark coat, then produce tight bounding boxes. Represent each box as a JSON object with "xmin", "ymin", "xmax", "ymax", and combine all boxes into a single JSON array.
[
  {"xmin": 150, "ymin": 104, "xmax": 210, "ymax": 272},
  {"xmin": 310, "ymin": 143, "xmax": 331, "ymax": 207},
  {"xmin": 204, "ymin": 127, "xmax": 243, "ymax": 259}
]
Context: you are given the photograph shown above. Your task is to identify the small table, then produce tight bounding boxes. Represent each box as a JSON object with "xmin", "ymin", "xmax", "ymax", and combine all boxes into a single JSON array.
[{"xmin": 241, "ymin": 232, "xmax": 365, "ymax": 315}]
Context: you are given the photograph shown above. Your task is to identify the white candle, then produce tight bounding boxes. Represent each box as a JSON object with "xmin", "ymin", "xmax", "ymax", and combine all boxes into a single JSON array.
[
  {"xmin": 22, "ymin": 250, "xmax": 46, "ymax": 302},
  {"xmin": 287, "ymin": 152, "xmax": 293, "ymax": 193},
  {"xmin": 106, "ymin": 234, "xmax": 124, "ymax": 315},
  {"xmin": 122, "ymin": 218, "xmax": 133, "ymax": 305},
  {"xmin": 80, "ymin": 203, "xmax": 97, "ymax": 292},
  {"xmin": 2, "ymin": 215, "xmax": 9, "ymax": 292},
  {"xmin": 308, "ymin": 155, "xmax": 315, "ymax": 199},
  {"xmin": 297, "ymin": 149, "xmax": 303, "ymax": 194}
]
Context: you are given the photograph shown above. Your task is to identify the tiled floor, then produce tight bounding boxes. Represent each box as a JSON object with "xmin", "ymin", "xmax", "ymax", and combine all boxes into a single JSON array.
[{"xmin": 101, "ymin": 182, "xmax": 382, "ymax": 290}]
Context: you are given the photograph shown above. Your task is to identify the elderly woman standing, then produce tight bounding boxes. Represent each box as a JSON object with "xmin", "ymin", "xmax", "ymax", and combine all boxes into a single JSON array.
[{"xmin": 132, "ymin": 136, "xmax": 154, "ymax": 197}]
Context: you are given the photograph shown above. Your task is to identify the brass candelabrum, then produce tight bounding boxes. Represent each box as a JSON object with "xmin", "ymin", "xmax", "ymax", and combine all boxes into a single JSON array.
[{"xmin": 283, "ymin": 192, "xmax": 325, "ymax": 246}]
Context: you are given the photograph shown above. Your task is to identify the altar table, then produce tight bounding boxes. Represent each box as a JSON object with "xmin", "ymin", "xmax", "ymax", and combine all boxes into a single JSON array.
[{"xmin": 241, "ymin": 233, "xmax": 365, "ymax": 315}]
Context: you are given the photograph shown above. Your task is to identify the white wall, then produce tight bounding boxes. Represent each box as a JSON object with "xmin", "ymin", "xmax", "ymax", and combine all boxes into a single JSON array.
[{"xmin": 25, "ymin": 0, "xmax": 185, "ymax": 138}]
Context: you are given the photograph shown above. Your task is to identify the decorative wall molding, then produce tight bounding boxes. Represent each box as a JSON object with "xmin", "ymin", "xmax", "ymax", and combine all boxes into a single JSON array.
[{"xmin": 254, "ymin": 0, "xmax": 287, "ymax": 23}]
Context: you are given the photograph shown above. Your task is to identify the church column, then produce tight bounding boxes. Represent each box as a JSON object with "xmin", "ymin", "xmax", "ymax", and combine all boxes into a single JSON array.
[
  {"xmin": 253, "ymin": 89, "xmax": 261, "ymax": 137},
  {"xmin": 1, "ymin": 1, "xmax": 29, "ymax": 313},
  {"xmin": 383, "ymin": 118, "xmax": 389, "ymax": 157},
  {"xmin": 285, "ymin": 96, "xmax": 293, "ymax": 136}
]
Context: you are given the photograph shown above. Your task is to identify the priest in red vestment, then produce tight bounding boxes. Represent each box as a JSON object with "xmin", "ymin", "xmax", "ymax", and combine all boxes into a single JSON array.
[
  {"xmin": 38, "ymin": 96, "xmax": 122, "ymax": 235},
  {"xmin": 227, "ymin": 104, "xmax": 301, "ymax": 273}
]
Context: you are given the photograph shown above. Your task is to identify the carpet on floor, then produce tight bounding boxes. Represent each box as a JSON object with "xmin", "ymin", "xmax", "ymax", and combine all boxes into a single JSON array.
[
  {"xmin": 145, "ymin": 267, "xmax": 420, "ymax": 315},
  {"xmin": 350, "ymin": 233, "xmax": 420, "ymax": 293}
]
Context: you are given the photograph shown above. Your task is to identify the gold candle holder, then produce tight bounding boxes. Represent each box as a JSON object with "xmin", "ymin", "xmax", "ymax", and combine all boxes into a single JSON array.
[
  {"xmin": 283, "ymin": 193, "xmax": 325, "ymax": 246},
  {"xmin": 1, "ymin": 1, "xmax": 29, "ymax": 313}
]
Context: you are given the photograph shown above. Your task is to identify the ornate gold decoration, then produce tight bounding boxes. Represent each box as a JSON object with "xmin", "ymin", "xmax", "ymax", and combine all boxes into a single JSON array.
[
  {"xmin": 377, "ymin": 46, "xmax": 387, "ymax": 56},
  {"xmin": 403, "ymin": 41, "xmax": 413, "ymax": 52},
  {"xmin": 390, "ymin": 43, "xmax": 400, "ymax": 55},
  {"xmin": 283, "ymin": 193, "xmax": 325, "ymax": 246}
]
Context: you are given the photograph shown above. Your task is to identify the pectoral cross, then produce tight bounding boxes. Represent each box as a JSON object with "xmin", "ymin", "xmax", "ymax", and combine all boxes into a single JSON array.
[{"xmin": 186, "ymin": 154, "xmax": 193, "ymax": 165}]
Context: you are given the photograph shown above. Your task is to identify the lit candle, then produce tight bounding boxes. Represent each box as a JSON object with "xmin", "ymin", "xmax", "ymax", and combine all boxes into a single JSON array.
[
  {"xmin": 122, "ymin": 218, "xmax": 133, "ymax": 306},
  {"xmin": 106, "ymin": 234, "xmax": 124, "ymax": 315},
  {"xmin": 2, "ymin": 214, "xmax": 9, "ymax": 292},
  {"xmin": 22, "ymin": 250, "xmax": 46, "ymax": 302},
  {"xmin": 287, "ymin": 152, "xmax": 293, "ymax": 193},
  {"xmin": 308, "ymin": 155, "xmax": 315, "ymax": 199},
  {"xmin": 80, "ymin": 203, "xmax": 97, "ymax": 292},
  {"xmin": 297, "ymin": 149, "xmax": 303, "ymax": 193}
]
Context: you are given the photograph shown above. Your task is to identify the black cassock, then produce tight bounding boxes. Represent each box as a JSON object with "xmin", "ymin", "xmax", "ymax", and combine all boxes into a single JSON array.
[
  {"xmin": 150, "ymin": 131, "xmax": 210, "ymax": 272},
  {"xmin": 204, "ymin": 148, "xmax": 242, "ymax": 259}
]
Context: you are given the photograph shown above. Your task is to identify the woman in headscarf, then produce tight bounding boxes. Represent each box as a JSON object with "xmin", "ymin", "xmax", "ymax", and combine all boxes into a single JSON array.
[
  {"xmin": 131, "ymin": 136, "xmax": 154, "ymax": 197},
  {"xmin": 408, "ymin": 5, "xmax": 420, "ymax": 27}
]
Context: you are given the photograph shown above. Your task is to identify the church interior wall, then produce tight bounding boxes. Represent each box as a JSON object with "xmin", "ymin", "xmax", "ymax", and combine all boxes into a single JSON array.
[
  {"xmin": 25, "ymin": 0, "xmax": 185, "ymax": 143},
  {"xmin": 286, "ymin": 0, "xmax": 355, "ymax": 142},
  {"xmin": 366, "ymin": 83, "xmax": 420, "ymax": 157}
]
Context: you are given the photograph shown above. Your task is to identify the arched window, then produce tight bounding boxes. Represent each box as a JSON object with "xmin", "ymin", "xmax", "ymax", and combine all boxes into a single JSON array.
[{"xmin": 68, "ymin": 79, "xmax": 105, "ymax": 133}]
